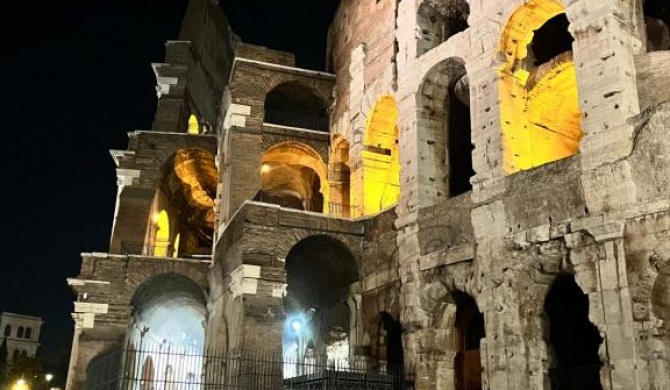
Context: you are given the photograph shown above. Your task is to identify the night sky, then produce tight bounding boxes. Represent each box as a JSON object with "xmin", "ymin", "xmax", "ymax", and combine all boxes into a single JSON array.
[{"xmin": 0, "ymin": 0, "xmax": 338, "ymax": 378}]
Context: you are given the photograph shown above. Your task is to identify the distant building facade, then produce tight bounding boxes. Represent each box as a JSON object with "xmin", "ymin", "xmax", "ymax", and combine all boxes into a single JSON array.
[{"xmin": 0, "ymin": 312, "xmax": 43, "ymax": 361}]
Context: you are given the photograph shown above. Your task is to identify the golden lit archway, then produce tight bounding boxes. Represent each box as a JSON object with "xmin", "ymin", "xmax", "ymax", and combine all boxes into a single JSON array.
[
  {"xmin": 498, "ymin": 0, "xmax": 582, "ymax": 173},
  {"xmin": 153, "ymin": 210, "xmax": 170, "ymax": 257},
  {"xmin": 362, "ymin": 95, "xmax": 401, "ymax": 215},
  {"xmin": 260, "ymin": 142, "xmax": 330, "ymax": 213}
]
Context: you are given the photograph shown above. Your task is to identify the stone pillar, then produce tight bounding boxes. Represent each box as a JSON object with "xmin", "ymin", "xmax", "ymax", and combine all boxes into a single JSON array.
[
  {"xmin": 349, "ymin": 44, "xmax": 367, "ymax": 217},
  {"xmin": 224, "ymin": 263, "xmax": 285, "ymax": 352},
  {"xmin": 567, "ymin": 222, "xmax": 640, "ymax": 390},
  {"xmin": 151, "ymin": 42, "xmax": 194, "ymax": 134},
  {"xmin": 220, "ymin": 128, "xmax": 262, "ymax": 222},
  {"xmin": 466, "ymin": 20, "xmax": 507, "ymax": 205},
  {"xmin": 109, "ymin": 184, "xmax": 156, "ymax": 254},
  {"xmin": 566, "ymin": 2, "xmax": 642, "ymax": 213}
]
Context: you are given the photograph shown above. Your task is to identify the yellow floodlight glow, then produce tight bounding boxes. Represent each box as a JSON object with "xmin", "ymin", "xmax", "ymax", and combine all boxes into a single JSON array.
[
  {"xmin": 498, "ymin": 0, "xmax": 583, "ymax": 174},
  {"xmin": 361, "ymin": 95, "xmax": 401, "ymax": 215},
  {"xmin": 173, "ymin": 233, "xmax": 180, "ymax": 259},
  {"xmin": 261, "ymin": 164, "xmax": 272, "ymax": 175},
  {"xmin": 187, "ymin": 114, "xmax": 200, "ymax": 135},
  {"xmin": 153, "ymin": 210, "xmax": 170, "ymax": 257},
  {"xmin": 13, "ymin": 379, "xmax": 29, "ymax": 390}
]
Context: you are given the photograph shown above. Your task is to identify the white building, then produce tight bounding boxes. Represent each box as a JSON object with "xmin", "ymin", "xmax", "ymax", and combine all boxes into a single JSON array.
[{"xmin": 0, "ymin": 312, "xmax": 43, "ymax": 360}]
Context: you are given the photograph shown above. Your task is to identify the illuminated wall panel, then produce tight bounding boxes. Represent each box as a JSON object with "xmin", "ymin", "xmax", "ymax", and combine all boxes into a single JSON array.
[
  {"xmin": 362, "ymin": 96, "xmax": 401, "ymax": 215},
  {"xmin": 498, "ymin": 0, "xmax": 583, "ymax": 174}
]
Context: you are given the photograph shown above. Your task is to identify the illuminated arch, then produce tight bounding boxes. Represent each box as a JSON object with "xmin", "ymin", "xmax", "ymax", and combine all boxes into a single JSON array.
[
  {"xmin": 283, "ymin": 235, "xmax": 359, "ymax": 367},
  {"xmin": 154, "ymin": 148, "xmax": 217, "ymax": 256},
  {"xmin": 498, "ymin": 0, "xmax": 583, "ymax": 173},
  {"xmin": 362, "ymin": 95, "xmax": 401, "ymax": 215},
  {"xmin": 129, "ymin": 273, "xmax": 206, "ymax": 351},
  {"xmin": 260, "ymin": 142, "xmax": 330, "ymax": 212}
]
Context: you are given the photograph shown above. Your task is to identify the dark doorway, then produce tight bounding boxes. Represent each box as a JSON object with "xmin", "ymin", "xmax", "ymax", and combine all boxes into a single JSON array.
[
  {"xmin": 264, "ymin": 83, "xmax": 329, "ymax": 131},
  {"xmin": 531, "ymin": 14, "xmax": 574, "ymax": 67},
  {"xmin": 380, "ymin": 312, "xmax": 404, "ymax": 375},
  {"xmin": 644, "ymin": 0, "xmax": 670, "ymax": 51},
  {"xmin": 545, "ymin": 274, "xmax": 603, "ymax": 390},
  {"xmin": 454, "ymin": 291, "xmax": 485, "ymax": 390},
  {"xmin": 447, "ymin": 77, "xmax": 473, "ymax": 196}
]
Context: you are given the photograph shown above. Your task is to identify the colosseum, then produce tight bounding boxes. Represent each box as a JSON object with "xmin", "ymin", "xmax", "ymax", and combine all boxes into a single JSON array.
[{"xmin": 65, "ymin": 0, "xmax": 670, "ymax": 389}]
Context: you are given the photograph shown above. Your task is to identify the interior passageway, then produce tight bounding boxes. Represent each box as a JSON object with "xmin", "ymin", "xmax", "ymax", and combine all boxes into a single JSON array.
[
  {"xmin": 454, "ymin": 291, "xmax": 485, "ymax": 390},
  {"xmin": 283, "ymin": 236, "xmax": 359, "ymax": 373},
  {"xmin": 544, "ymin": 274, "xmax": 603, "ymax": 390}
]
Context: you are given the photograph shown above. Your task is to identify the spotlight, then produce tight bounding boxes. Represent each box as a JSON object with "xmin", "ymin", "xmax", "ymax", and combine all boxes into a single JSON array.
[{"xmin": 291, "ymin": 319, "xmax": 302, "ymax": 333}]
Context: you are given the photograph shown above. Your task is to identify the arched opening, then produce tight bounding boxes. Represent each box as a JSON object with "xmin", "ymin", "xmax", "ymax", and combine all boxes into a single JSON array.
[
  {"xmin": 418, "ymin": 57, "xmax": 473, "ymax": 199},
  {"xmin": 417, "ymin": 0, "xmax": 470, "ymax": 56},
  {"xmin": 499, "ymin": 0, "xmax": 582, "ymax": 173},
  {"xmin": 4, "ymin": 325, "xmax": 10, "ymax": 337},
  {"xmin": 147, "ymin": 148, "xmax": 217, "ymax": 258},
  {"xmin": 140, "ymin": 356, "xmax": 154, "ymax": 390},
  {"xmin": 453, "ymin": 291, "xmax": 485, "ymax": 390},
  {"xmin": 330, "ymin": 137, "xmax": 352, "ymax": 217},
  {"xmin": 264, "ymin": 83, "xmax": 329, "ymax": 132},
  {"xmin": 85, "ymin": 347, "xmax": 123, "ymax": 390},
  {"xmin": 24, "ymin": 328, "xmax": 31, "ymax": 339},
  {"xmin": 283, "ymin": 236, "xmax": 359, "ymax": 374},
  {"xmin": 362, "ymin": 96, "xmax": 401, "ymax": 215},
  {"xmin": 259, "ymin": 142, "xmax": 329, "ymax": 213},
  {"xmin": 16, "ymin": 327, "xmax": 24, "ymax": 338},
  {"xmin": 126, "ymin": 274, "xmax": 206, "ymax": 390},
  {"xmin": 129, "ymin": 274, "xmax": 206, "ymax": 350},
  {"xmin": 544, "ymin": 274, "xmax": 603, "ymax": 390},
  {"xmin": 379, "ymin": 312, "xmax": 404, "ymax": 374},
  {"xmin": 644, "ymin": 0, "xmax": 670, "ymax": 51}
]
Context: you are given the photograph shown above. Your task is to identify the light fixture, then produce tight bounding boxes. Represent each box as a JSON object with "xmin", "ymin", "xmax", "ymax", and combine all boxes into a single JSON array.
[
  {"xmin": 261, "ymin": 164, "xmax": 272, "ymax": 175},
  {"xmin": 291, "ymin": 319, "xmax": 302, "ymax": 333}
]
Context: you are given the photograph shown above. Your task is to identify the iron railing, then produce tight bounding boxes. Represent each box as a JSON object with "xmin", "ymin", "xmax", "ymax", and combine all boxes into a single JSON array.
[
  {"xmin": 264, "ymin": 108, "xmax": 329, "ymax": 132},
  {"xmin": 119, "ymin": 242, "xmax": 211, "ymax": 260},
  {"xmin": 253, "ymin": 193, "xmax": 362, "ymax": 218},
  {"xmin": 84, "ymin": 345, "xmax": 414, "ymax": 390}
]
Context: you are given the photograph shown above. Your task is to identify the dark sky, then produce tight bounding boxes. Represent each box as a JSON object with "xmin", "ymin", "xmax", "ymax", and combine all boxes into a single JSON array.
[{"xmin": 0, "ymin": 0, "xmax": 338, "ymax": 375}]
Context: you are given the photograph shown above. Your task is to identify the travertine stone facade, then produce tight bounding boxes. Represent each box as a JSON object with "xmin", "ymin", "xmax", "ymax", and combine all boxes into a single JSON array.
[{"xmin": 66, "ymin": 0, "xmax": 670, "ymax": 389}]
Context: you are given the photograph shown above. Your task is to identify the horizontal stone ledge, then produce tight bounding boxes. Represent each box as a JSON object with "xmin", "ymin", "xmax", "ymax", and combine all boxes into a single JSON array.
[
  {"xmin": 419, "ymin": 243, "xmax": 474, "ymax": 271},
  {"xmin": 362, "ymin": 268, "xmax": 399, "ymax": 291}
]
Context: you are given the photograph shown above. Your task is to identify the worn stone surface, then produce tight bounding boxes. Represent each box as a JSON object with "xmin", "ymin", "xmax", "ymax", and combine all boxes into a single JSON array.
[{"xmin": 66, "ymin": 1, "xmax": 670, "ymax": 390}]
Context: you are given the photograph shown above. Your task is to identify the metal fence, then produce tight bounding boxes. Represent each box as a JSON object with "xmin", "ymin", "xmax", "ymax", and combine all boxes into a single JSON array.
[
  {"xmin": 119, "ymin": 242, "xmax": 212, "ymax": 260},
  {"xmin": 253, "ymin": 193, "xmax": 362, "ymax": 218},
  {"xmin": 264, "ymin": 108, "xmax": 329, "ymax": 132},
  {"xmin": 85, "ymin": 345, "xmax": 414, "ymax": 390}
]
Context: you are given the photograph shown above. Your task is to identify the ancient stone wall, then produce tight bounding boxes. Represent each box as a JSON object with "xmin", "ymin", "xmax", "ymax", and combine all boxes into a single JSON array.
[{"xmin": 67, "ymin": 1, "xmax": 670, "ymax": 389}]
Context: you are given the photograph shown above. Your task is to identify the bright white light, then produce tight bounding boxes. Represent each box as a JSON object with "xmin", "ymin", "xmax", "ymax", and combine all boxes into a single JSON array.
[
  {"xmin": 45, "ymin": 374, "xmax": 54, "ymax": 382},
  {"xmin": 291, "ymin": 319, "xmax": 302, "ymax": 333}
]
